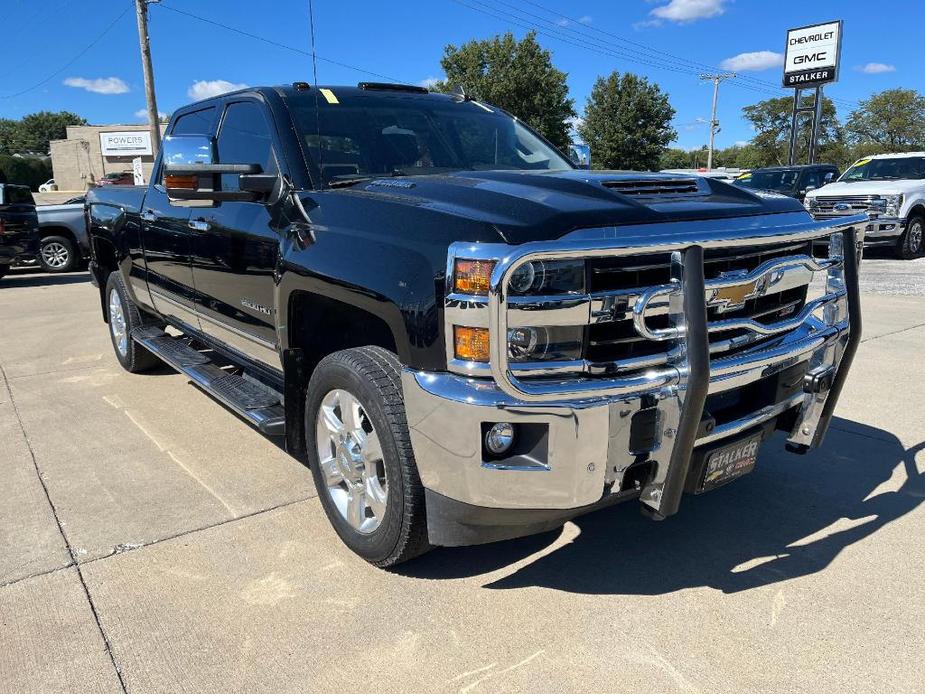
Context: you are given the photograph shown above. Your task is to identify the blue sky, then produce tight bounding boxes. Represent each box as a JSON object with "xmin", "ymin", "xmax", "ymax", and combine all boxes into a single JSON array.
[{"xmin": 1, "ymin": 0, "xmax": 920, "ymax": 150}]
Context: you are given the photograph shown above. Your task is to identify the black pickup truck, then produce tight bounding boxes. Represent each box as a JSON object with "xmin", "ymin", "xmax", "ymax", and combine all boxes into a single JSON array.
[
  {"xmin": 86, "ymin": 83, "xmax": 865, "ymax": 567},
  {"xmin": 0, "ymin": 183, "xmax": 40, "ymax": 281}
]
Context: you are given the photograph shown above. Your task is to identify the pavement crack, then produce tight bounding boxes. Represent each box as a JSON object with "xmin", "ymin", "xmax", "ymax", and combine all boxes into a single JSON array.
[
  {"xmin": 860, "ymin": 320, "xmax": 925, "ymax": 344},
  {"xmin": 0, "ymin": 361, "xmax": 130, "ymax": 694},
  {"xmin": 80, "ymin": 495, "xmax": 316, "ymax": 567},
  {"xmin": 0, "ymin": 562, "xmax": 76, "ymax": 590}
]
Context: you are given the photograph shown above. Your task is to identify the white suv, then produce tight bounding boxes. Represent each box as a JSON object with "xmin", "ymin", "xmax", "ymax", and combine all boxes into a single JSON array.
[{"xmin": 804, "ymin": 152, "xmax": 925, "ymax": 259}]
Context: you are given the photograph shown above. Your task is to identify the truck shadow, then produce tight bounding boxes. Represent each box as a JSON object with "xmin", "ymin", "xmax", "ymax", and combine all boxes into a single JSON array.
[
  {"xmin": 1, "ymin": 268, "xmax": 90, "ymax": 288},
  {"xmin": 402, "ymin": 418, "xmax": 924, "ymax": 595}
]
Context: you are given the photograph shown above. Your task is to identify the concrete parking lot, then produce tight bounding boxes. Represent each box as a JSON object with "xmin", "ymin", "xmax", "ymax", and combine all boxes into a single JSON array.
[{"xmin": 1, "ymin": 260, "xmax": 923, "ymax": 694}]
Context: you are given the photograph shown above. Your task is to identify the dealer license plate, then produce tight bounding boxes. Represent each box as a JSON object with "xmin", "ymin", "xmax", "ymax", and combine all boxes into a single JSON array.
[{"xmin": 699, "ymin": 433, "xmax": 762, "ymax": 492}]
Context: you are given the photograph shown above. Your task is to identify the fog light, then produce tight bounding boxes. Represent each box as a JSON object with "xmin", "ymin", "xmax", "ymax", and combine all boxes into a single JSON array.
[{"xmin": 485, "ymin": 422, "xmax": 515, "ymax": 455}]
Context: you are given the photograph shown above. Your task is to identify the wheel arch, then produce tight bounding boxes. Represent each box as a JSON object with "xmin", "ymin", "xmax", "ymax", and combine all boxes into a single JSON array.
[
  {"xmin": 280, "ymin": 289, "xmax": 406, "ymax": 459},
  {"xmin": 906, "ymin": 203, "xmax": 925, "ymax": 221}
]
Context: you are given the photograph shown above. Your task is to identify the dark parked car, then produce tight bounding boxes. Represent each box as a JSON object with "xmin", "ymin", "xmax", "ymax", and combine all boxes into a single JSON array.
[
  {"xmin": 0, "ymin": 183, "xmax": 40, "ymax": 281},
  {"xmin": 734, "ymin": 164, "xmax": 839, "ymax": 201},
  {"xmin": 86, "ymin": 83, "xmax": 864, "ymax": 567}
]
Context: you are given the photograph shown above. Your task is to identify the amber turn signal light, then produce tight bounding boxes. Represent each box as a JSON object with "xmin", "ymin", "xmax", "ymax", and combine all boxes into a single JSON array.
[
  {"xmin": 454, "ymin": 326, "xmax": 490, "ymax": 362},
  {"xmin": 453, "ymin": 259, "xmax": 495, "ymax": 295},
  {"xmin": 164, "ymin": 174, "xmax": 198, "ymax": 190}
]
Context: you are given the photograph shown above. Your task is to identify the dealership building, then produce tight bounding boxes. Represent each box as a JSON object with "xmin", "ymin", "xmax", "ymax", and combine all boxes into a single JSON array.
[{"xmin": 49, "ymin": 123, "xmax": 167, "ymax": 191}]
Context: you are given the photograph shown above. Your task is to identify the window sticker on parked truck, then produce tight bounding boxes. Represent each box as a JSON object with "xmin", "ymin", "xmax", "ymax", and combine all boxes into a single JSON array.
[
  {"xmin": 319, "ymin": 88, "xmax": 339, "ymax": 104},
  {"xmin": 853, "ymin": 158, "xmax": 871, "ymax": 167}
]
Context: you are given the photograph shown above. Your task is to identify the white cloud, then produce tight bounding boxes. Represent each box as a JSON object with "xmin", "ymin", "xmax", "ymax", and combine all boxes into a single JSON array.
[
  {"xmin": 556, "ymin": 17, "xmax": 569, "ymax": 27},
  {"xmin": 720, "ymin": 50, "xmax": 784, "ymax": 72},
  {"xmin": 734, "ymin": 140, "xmax": 749, "ymax": 147},
  {"xmin": 566, "ymin": 115, "xmax": 584, "ymax": 134},
  {"xmin": 187, "ymin": 79, "xmax": 248, "ymax": 100},
  {"xmin": 578, "ymin": 15, "xmax": 593, "ymax": 24},
  {"xmin": 419, "ymin": 76, "xmax": 442, "ymax": 89},
  {"xmin": 63, "ymin": 76, "xmax": 129, "ymax": 94},
  {"xmin": 856, "ymin": 62, "xmax": 896, "ymax": 74},
  {"xmin": 134, "ymin": 108, "xmax": 168, "ymax": 121},
  {"xmin": 650, "ymin": 0, "xmax": 727, "ymax": 23}
]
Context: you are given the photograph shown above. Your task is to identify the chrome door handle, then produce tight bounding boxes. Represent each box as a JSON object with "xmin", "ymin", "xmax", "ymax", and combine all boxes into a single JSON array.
[
  {"xmin": 188, "ymin": 220, "xmax": 210, "ymax": 232},
  {"xmin": 140, "ymin": 209, "xmax": 157, "ymax": 223}
]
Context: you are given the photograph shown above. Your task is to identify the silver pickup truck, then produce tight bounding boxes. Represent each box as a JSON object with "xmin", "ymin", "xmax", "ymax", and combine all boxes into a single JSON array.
[{"xmin": 34, "ymin": 197, "xmax": 89, "ymax": 272}]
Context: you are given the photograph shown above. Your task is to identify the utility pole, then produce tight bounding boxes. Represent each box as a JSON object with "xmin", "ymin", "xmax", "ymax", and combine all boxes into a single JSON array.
[
  {"xmin": 134, "ymin": 0, "xmax": 161, "ymax": 155},
  {"xmin": 699, "ymin": 73, "xmax": 735, "ymax": 170}
]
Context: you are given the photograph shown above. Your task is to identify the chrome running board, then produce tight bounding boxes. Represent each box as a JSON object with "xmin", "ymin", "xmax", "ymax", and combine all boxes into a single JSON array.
[{"xmin": 132, "ymin": 326, "xmax": 285, "ymax": 436}]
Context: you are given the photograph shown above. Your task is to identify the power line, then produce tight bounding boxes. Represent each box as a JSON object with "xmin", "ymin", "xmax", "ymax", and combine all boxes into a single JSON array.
[
  {"xmin": 0, "ymin": 2, "xmax": 133, "ymax": 99},
  {"xmin": 455, "ymin": 0, "xmax": 861, "ymax": 110},
  {"xmin": 503, "ymin": 0, "xmax": 861, "ymax": 110},
  {"xmin": 154, "ymin": 3, "xmax": 403, "ymax": 83}
]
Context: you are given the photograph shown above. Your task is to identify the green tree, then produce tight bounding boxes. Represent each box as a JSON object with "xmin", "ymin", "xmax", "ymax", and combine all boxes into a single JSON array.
[
  {"xmin": 845, "ymin": 89, "xmax": 925, "ymax": 151},
  {"xmin": 659, "ymin": 147, "xmax": 695, "ymax": 170},
  {"xmin": 742, "ymin": 96, "xmax": 841, "ymax": 166},
  {"xmin": 1, "ymin": 111, "xmax": 87, "ymax": 154},
  {"xmin": 434, "ymin": 32, "xmax": 575, "ymax": 150},
  {"xmin": 0, "ymin": 155, "xmax": 52, "ymax": 190},
  {"xmin": 577, "ymin": 71, "xmax": 676, "ymax": 171},
  {"xmin": 0, "ymin": 118, "xmax": 18, "ymax": 155}
]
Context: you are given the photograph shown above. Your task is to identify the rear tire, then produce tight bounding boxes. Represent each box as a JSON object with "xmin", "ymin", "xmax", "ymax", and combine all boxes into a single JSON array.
[
  {"xmin": 38, "ymin": 235, "xmax": 78, "ymax": 273},
  {"xmin": 105, "ymin": 272, "xmax": 159, "ymax": 373},
  {"xmin": 304, "ymin": 346, "xmax": 430, "ymax": 567},
  {"xmin": 895, "ymin": 214, "xmax": 924, "ymax": 260}
]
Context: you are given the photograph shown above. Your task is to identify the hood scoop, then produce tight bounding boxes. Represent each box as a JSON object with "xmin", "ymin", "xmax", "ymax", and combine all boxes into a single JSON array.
[{"xmin": 601, "ymin": 177, "xmax": 701, "ymax": 197}]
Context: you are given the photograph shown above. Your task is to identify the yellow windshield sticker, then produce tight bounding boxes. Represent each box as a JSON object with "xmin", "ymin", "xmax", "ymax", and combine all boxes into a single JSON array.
[
  {"xmin": 319, "ymin": 88, "xmax": 339, "ymax": 104},
  {"xmin": 854, "ymin": 158, "xmax": 871, "ymax": 167},
  {"xmin": 736, "ymin": 173, "xmax": 752, "ymax": 179}
]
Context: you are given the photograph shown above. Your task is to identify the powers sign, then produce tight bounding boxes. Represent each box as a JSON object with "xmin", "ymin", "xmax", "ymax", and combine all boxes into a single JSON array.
[
  {"xmin": 99, "ymin": 131, "xmax": 153, "ymax": 157},
  {"xmin": 783, "ymin": 20, "xmax": 842, "ymax": 88}
]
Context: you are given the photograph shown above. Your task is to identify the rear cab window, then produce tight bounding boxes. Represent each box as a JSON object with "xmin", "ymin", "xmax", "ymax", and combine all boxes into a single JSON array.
[{"xmin": 0, "ymin": 185, "xmax": 35, "ymax": 206}]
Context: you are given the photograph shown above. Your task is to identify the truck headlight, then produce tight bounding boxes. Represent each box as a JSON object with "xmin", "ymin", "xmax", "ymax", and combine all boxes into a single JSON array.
[
  {"xmin": 507, "ymin": 325, "xmax": 582, "ymax": 362},
  {"xmin": 508, "ymin": 259, "xmax": 584, "ymax": 295},
  {"xmin": 883, "ymin": 194, "xmax": 903, "ymax": 217}
]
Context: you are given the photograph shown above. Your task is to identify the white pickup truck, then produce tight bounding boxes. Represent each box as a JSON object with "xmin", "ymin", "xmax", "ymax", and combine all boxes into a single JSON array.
[{"xmin": 804, "ymin": 152, "xmax": 925, "ymax": 259}]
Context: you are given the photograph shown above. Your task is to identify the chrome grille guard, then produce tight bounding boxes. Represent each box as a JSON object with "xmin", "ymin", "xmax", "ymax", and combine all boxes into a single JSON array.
[{"xmin": 445, "ymin": 212, "xmax": 865, "ymax": 518}]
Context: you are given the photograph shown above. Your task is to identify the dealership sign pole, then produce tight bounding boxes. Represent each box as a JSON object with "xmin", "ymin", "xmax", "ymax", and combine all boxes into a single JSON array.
[{"xmin": 783, "ymin": 20, "xmax": 843, "ymax": 165}]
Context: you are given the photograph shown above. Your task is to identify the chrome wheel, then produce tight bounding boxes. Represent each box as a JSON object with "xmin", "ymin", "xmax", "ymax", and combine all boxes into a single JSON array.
[
  {"xmin": 315, "ymin": 388, "xmax": 388, "ymax": 534},
  {"xmin": 909, "ymin": 220, "xmax": 923, "ymax": 253},
  {"xmin": 109, "ymin": 288, "xmax": 128, "ymax": 357},
  {"xmin": 41, "ymin": 241, "xmax": 70, "ymax": 269}
]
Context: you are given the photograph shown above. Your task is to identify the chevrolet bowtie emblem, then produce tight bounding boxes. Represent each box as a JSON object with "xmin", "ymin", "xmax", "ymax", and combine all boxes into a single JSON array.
[{"xmin": 709, "ymin": 276, "xmax": 769, "ymax": 313}]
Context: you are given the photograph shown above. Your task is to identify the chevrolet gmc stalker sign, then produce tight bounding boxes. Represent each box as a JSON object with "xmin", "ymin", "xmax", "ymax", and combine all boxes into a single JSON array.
[{"xmin": 783, "ymin": 21, "xmax": 842, "ymax": 88}]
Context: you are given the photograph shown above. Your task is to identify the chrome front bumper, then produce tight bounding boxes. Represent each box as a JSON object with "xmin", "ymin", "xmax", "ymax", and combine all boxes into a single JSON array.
[{"xmin": 404, "ymin": 216, "xmax": 863, "ymax": 521}]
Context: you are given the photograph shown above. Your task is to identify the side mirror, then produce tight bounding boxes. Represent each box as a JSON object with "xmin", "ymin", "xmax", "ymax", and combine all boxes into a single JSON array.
[
  {"xmin": 804, "ymin": 184, "xmax": 817, "ymax": 193},
  {"xmin": 161, "ymin": 135, "xmax": 269, "ymax": 202},
  {"xmin": 569, "ymin": 144, "xmax": 592, "ymax": 170}
]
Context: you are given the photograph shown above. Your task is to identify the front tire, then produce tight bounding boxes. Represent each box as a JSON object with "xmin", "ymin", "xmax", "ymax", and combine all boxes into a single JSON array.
[
  {"xmin": 105, "ymin": 272, "xmax": 159, "ymax": 373},
  {"xmin": 895, "ymin": 214, "xmax": 924, "ymax": 260},
  {"xmin": 305, "ymin": 346, "xmax": 430, "ymax": 567},
  {"xmin": 38, "ymin": 235, "xmax": 78, "ymax": 273}
]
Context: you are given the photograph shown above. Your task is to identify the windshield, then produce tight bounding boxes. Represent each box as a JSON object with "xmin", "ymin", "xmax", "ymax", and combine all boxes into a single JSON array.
[
  {"xmin": 840, "ymin": 156, "xmax": 925, "ymax": 182},
  {"xmin": 734, "ymin": 170, "xmax": 799, "ymax": 193},
  {"xmin": 288, "ymin": 91, "xmax": 572, "ymax": 185}
]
